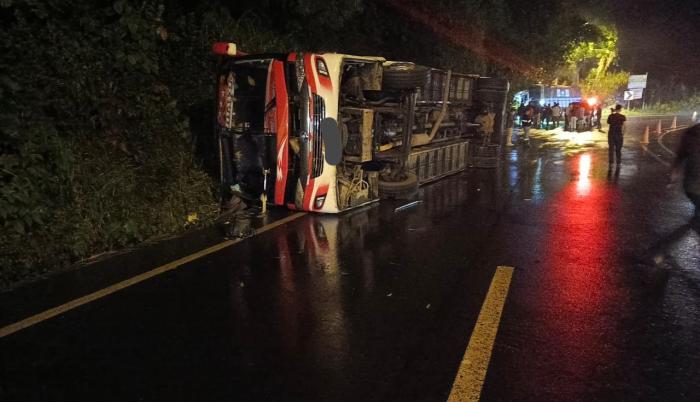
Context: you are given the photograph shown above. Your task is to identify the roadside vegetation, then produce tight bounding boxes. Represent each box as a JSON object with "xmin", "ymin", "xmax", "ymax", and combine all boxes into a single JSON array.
[
  {"xmin": 624, "ymin": 95, "xmax": 700, "ymax": 115},
  {"xmin": 0, "ymin": 0, "xmax": 623, "ymax": 289},
  {"xmin": 0, "ymin": 1, "xmax": 290, "ymax": 288}
]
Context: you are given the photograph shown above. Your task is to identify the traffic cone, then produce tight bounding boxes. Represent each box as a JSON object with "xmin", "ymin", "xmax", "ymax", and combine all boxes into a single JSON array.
[
  {"xmin": 506, "ymin": 127, "xmax": 514, "ymax": 146},
  {"xmin": 656, "ymin": 120, "xmax": 662, "ymax": 134},
  {"xmin": 671, "ymin": 116, "xmax": 677, "ymax": 129},
  {"xmin": 641, "ymin": 126, "xmax": 650, "ymax": 144}
]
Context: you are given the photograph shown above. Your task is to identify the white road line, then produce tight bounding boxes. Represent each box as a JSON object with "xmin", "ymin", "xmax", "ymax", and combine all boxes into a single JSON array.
[
  {"xmin": 641, "ymin": 145, "xmax": 671, "ymax": 167},
  {"xmin": 657, "ymin": 127, "xmax": 687, "ymax": 157}
]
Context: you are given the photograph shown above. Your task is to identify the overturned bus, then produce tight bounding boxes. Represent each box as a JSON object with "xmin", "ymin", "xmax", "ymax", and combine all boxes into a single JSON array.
[{"xmin": 213, "ymin": 43, "xmax": 509, "ymax": 213}]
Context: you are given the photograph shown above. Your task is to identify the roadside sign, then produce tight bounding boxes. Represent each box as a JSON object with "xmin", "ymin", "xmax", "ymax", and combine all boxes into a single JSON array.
[
  {"xmin": 628, "ymin": 74, "xmax": 648, "ymax": 89},
  {"xmin": 624, "ymin": 88, "xmax": 644, "ymax": 100}
]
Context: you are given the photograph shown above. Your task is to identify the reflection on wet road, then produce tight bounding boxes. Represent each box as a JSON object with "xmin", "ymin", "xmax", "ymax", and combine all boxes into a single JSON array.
[{"xmin": 2, "ymin": 116, "xmax": 700, "ymax": 401}]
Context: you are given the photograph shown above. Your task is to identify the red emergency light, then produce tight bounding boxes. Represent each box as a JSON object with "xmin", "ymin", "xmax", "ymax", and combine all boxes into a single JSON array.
[
  {"xmin": 212, "ymin": 42, "xmax": 246, "ymax": 56},
  {"xmin": 586, "ymin": 97, "xmax": 598, "ymax": 107}
]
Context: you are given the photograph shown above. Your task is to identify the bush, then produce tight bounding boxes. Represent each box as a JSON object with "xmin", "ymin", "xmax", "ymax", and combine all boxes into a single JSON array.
[
  {"xmin": 0, "ymin": 0, "xmax": 222, "ymax": 288},
  {"xmin": 0, "ymin": 0, "xmax": 304, "ymax": 288},
  {"xmin": 636, "ymin": 95, "xmax": 700, "ymax": 114}
]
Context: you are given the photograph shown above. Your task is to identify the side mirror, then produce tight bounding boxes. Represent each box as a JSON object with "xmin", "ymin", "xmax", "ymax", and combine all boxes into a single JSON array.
[{"xmin": 321, "ymin": 117, "xmax": 342, "ymax": 165}]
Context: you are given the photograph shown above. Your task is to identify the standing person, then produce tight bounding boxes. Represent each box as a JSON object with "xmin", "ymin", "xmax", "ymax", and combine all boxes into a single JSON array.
[
  {"xmin": 569, "ymin": 104, "xmax": 578, "ymax": 132},
  {"xmin": 530, "ymin": 101, "xmax": 541, "ymax": 129},
  {"xmin": 520, "ymin": 103, "xmax": 534, "ymax": 143},
  {"xmin": 596, "ymin": 105, "xmax": 603, "ymax": 130},
  {"xmin": 507, "ymin": 107, "xmax": 516, "ymax": 128},
  {"xmin": 475, "ymin": 107, "xmax": 496, "ymax": 144},
  {"xmin": 551, "ymin": 102, "xmax": 562, "ymax": 129},
  {"xmin": 506, "ymin": 107, "xmax": 516, "ymax": 145},
  {"xmin": 672, "ymin": 124, "xmax": 700, "ymax": 220},
  {"xmin": 607, "ymin": 104, "xmax": 626, "ymax": 165},
  {"xmin": 486, "ymin": 108, "xmax": 496, "ymax": 138},
  {"xmin": 561, "ymin": 106, "xmax": 569, "ymax": 131},
  {"xmin": 542, "ymin": 104, "xmax": 552, "ymax": 129},
  {"xmin": 576, "ymin": 103, "xmax": 585, "ymax": 131},
  {"xmin": 517, "ymin": 103, "xmax": 526, "ymax": 126},
  {"xmin": 649, "ymin": 124, "xmax": 700, "ymax": 265}
]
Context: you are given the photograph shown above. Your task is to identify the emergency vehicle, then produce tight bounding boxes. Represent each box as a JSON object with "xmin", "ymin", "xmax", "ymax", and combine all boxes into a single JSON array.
[{"xmin": 515, "ymin": 84, "xmax": 582, "ymax": 107}]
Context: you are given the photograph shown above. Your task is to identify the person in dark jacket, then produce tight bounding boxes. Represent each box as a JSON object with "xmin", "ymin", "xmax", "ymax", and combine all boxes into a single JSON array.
[
  {"xmin": 607, "ymin": 104, "xmax": 626, "ymax": 165},
  {"xmin": 649, "ymin": 124, "xmax": 700, "ymax": 265},
  {"xmin": 520, "ymin": 103, "xmax": 535, "ymax": 143},
  {"xmin": 672, "ymin": 124, "xmax": 700, "ymax": 219}
]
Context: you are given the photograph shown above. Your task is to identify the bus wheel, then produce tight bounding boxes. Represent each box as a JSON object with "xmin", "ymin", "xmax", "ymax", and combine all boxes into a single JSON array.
[
  {"xmin": 382, "ymin": 62, "xmax": 430, "ymax": 90},
  {"xmin": 379, "ymin": 172, "xmax": 419, "ymax": 199}
]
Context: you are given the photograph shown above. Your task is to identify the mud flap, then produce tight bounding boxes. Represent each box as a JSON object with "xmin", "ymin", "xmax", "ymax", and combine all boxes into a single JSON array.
[{"xmin": 294, "ymin": 179, "xmax": 305, "ymax": 209}]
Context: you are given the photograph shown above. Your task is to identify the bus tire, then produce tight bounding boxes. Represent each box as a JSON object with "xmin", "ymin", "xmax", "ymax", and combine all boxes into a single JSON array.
[
  {"xmin": 382, "ymin": 63, "xmax": 430, "ymax": 90},
  {"xmin": 379, "ymin": 172, "xmax": 419, "ymax": 199}
]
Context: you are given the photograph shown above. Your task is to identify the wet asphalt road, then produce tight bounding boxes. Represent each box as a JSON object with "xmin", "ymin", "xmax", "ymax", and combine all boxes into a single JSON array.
[{"xmin": 1, "ymin": 115, "xmax": 699, "ymax": 401}]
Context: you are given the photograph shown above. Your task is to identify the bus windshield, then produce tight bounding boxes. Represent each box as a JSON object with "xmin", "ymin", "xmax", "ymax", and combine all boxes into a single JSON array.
[{"xmin": 221, "ymin": 59, "xmax": 272, "ymax": 133}]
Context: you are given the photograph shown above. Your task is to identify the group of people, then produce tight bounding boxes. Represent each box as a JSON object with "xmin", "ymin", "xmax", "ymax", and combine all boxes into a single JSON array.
[
  {"xmin": 516, "ymin": 101, "xmax": 605, "ymax": 134},
  {"xmin": 512, "ymin": 99, "xmax": 626, "ymax": 163},
  {"xmin": 517, "ymin": 101, "xmax": 700, "ymax": 264},
  {"xmin": 516, "ymin": 102, "xmax": 563, "ymax": 131},
  {"xmin": 564, "ymin": 102, "xmax": 604, "ymax": 132},
  {"xmin": 492, "ymin": 98, "xmax": 700, "ymax": 259},
  {"xmin": 508, "ymin": 93, "xmax": 700, "ymax": 267}
]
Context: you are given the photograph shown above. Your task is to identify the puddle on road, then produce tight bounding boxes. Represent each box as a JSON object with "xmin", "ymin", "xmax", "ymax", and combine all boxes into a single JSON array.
[{"xmin": 527, "ymin": 127, "xmax": 608, "ymax": 156}]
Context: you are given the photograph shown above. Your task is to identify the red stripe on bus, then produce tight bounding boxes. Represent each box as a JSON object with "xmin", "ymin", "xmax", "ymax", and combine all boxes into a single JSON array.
[{"xmin": 271, "ymin": 61, "xmax": 289, "ymax": 205}]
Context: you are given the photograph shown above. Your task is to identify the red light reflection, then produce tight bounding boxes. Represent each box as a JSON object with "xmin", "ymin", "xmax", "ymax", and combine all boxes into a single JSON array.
[
  {"xmin": 576, "ymin": 154, "xmax": 592, "ymax": 196},
  {"xmin": 531, "ymin": 153, "xmax": 628, "ymax": 397}
]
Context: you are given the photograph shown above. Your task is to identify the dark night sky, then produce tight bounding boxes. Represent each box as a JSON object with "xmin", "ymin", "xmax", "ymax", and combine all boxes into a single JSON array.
[
  {"xmin": 220, "ymin": 0, "xmax": 700, "ymax": 87},
  {"xmin": 607, "ymin": 0, "xmax": 700, "ymax": 86}
]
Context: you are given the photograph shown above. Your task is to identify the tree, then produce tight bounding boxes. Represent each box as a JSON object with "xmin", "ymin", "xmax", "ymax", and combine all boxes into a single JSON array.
[
  {"xmin": 565, "ymin": 24, "xmax": 618, "ymax": 83},
  {"xmin": 563, "ymin": 23, "xmax": 628, "ymax": 99}
]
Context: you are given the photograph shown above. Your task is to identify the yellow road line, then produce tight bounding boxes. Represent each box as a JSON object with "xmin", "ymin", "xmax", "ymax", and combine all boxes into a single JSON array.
[
  {"xmin": 0, "ymin": 212, "xmax": 306, "ymax": 339},
  {"xmin": 447, "ymin": 266, "xmax": 514, "ymax": 402}
]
